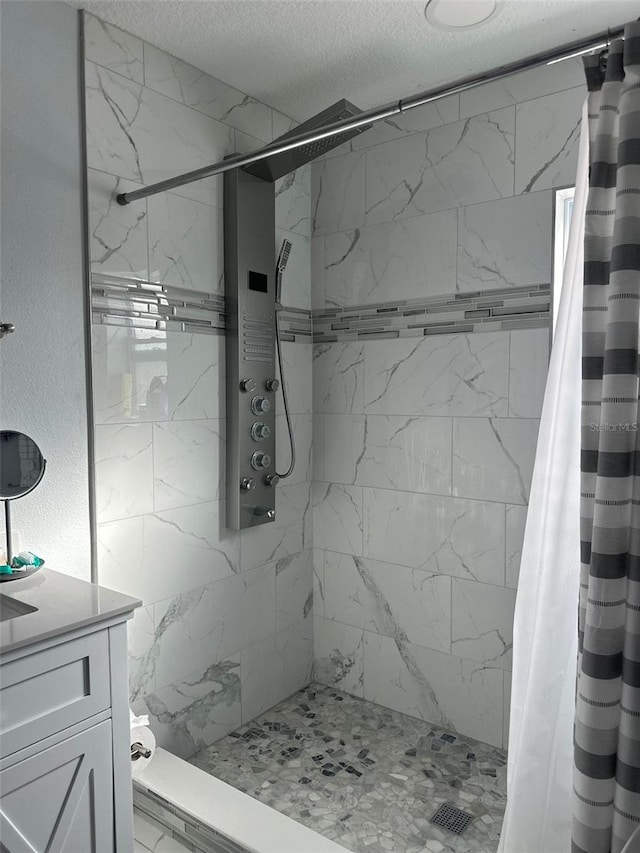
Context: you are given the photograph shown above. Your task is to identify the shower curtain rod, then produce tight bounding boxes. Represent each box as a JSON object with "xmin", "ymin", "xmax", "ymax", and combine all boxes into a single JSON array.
[{"xmin": 117, "ymin": 23, "xmax": 624, "ymax": 206}]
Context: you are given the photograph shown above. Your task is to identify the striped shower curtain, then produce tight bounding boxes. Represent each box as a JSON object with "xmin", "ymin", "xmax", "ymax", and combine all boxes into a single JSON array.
[{"xmin": 574, "ymin": 24, "xmax": 640, "ymax": 853}]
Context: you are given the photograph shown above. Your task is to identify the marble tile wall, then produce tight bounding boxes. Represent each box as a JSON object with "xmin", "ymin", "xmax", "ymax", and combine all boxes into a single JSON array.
[
  {"xmin": 84, "ymin": 13, "xmax": 313, "ymax": 759},
  {"xmin": 86, "ymin": 11, "xmax": 583, "ymax": 758},
  {"xmin": 311, "ymin": 58, "xmax": 584, "ymax": 748},
  {"xmin": 312, "ymin": 58, "xmax": 585, "ymax": 308}
]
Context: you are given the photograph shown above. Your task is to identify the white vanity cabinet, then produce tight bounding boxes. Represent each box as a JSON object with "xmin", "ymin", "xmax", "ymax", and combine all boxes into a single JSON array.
[{"xmin": 0, "ymin": 570, "xmax": 140, "ymax": 853}]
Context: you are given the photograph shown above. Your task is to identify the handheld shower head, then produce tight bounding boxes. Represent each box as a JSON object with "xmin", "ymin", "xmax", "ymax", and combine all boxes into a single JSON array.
[
  {"xmin": 276, "ymin": 238, "xmax": 292, "ymax": 305},
  {"xmin": 274, "ymin": 237, "xmax": 296, "ymax": 480}
]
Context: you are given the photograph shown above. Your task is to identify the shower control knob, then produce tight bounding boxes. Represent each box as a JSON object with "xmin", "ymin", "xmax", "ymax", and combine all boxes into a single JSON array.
[
  {"xmin": 265, "ymin": 474, "xmax": 280, "ymax": 487},
  {"xmin": 240, "ymin": 378, "xmax": 256, "ymax": 392},
  {"xmin": 251, "ymin": 422, "xmax": 271, "ymax": 441},
  {"xmin": 251, "ymin": 396, "xmax": 271, "ymax": 415},
  {"xmin": 251, "ymin": 451, "xmax": 272, "ymax": 470},
  {"xmin": 253, "ymin": 505, "xmax": 276, "ymax": 520},
  {"xmin": 240, "ymin": 478, "xmax": 256, "ymax": 491},
  {"xmin": 265, "ymin": 378, "xmax": 280, "ymax": 392}
]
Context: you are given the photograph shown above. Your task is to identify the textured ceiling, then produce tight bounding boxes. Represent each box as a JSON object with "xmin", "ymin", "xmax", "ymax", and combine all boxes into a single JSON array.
[{"xmin": 72, "ymin": 0, "xmax": 639, "ymax": 120}]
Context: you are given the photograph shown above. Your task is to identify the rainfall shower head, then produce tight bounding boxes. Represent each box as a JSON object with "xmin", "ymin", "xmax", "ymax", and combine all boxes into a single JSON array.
[{"xmin": 242, "ymin": 99, "xmax": 371, "ymax": 182}]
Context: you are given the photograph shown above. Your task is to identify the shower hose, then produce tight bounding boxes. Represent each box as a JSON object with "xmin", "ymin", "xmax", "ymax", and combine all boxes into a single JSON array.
[{"xmin": 275, "ymin": 303, "xmax": 296, "ymax": 480}]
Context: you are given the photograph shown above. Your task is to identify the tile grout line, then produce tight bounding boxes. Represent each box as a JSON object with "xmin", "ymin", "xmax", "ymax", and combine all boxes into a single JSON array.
[{"xmin": 87, "ymin": 46, "xmax": 274, "ymax": 148}]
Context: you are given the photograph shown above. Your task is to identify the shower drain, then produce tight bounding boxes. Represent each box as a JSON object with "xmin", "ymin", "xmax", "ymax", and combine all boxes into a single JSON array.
[{"xmin": 430, "ymin": 802, "xmax": 474, "ymax": 835}]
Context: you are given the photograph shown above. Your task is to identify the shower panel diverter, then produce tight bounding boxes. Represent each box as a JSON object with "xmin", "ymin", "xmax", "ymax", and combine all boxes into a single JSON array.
[{"xmin": 224, "ymin": 99, "xmax": 370, "ymax": 529}]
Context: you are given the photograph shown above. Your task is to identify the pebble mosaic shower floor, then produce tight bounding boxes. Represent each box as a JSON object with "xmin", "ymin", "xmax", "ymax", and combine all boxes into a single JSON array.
[{"xmin": 189, "ymin": 683, "xmax": 507, "ymax": 853}]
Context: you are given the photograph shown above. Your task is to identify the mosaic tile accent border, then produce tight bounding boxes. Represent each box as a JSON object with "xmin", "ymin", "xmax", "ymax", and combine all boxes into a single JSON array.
[
  {"xmin": 91, "ymin": 273, "xmax": 225, "ymax": 335},
  {"xmin": 90, "ymin": 273, "xmax": 312, "ymax": 341},
  {"xmin": 92, "ymin": 275, "xmax": 549, "ymax": 343},
  {"xmin": 278, "ymin": 305, "xmax": 313, "ymax": 341},
  {"xmin": 312, "ymin": 283, "xmax": 551, "ymax": 343},
  {"xmin": 134, "ymin": 786, "xmax": 249, "ymax": 853}
]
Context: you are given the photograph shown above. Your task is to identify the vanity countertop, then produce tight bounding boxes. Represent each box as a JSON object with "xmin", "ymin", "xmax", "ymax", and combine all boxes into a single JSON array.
[{"xmin": 0, "ymin": 568, "xmax": 140, "ymax": 656}]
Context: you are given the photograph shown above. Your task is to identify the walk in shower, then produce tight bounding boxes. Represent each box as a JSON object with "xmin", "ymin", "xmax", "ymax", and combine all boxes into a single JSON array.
[{"xmin": 85, "ymin": 7, "xmax": 589, "ymax": 851}]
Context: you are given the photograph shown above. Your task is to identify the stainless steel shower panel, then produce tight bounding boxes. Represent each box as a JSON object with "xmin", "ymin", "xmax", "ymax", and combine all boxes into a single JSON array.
[{"xmin": 225, "ymin": 165, "xmax": 278, "ymax": 529}]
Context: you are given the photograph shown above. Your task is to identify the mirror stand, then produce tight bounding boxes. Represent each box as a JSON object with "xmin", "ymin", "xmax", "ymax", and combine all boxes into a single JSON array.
[{"xmin": 4, "ymin": 500, "xmax": 12, "ymax": 564}]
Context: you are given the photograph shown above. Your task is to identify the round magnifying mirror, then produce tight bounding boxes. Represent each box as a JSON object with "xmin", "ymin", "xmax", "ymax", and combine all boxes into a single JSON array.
[{"xmin": 0, "ymin": 431, "xmax": 46, "ymax": 500}]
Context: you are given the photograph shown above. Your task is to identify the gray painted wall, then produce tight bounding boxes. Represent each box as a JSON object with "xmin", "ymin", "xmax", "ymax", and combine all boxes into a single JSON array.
[{"xmin": 1, "ymin": 1, "xmax": 91, "ymax": 579}]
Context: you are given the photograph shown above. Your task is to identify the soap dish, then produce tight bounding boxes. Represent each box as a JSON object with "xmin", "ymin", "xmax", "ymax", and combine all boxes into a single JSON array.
[{"xmin": 0, "ymin": 564, "xmax": 44, "ymax": 582}]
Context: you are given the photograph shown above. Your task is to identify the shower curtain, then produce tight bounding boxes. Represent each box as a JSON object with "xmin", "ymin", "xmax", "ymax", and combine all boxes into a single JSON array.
[
  {"xmin": 500, "ymin": 22, "xmax": 640, "ymax": 853},
  {"xmin": 496, "ymin": 98, "xmax": 587, "ymax": 853},
  {"xmin": 573, "ymin": 27, "xmax": 640, "ymax": 853}
]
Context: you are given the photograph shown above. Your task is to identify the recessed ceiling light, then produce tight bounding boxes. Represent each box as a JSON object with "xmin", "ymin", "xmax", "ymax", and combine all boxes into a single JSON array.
[{"xmin": 425, "ymin": 0, "xmax": 499, "ymax": 30}]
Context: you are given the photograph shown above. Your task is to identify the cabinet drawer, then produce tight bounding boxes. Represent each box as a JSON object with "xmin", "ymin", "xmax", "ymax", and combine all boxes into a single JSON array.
[{"xmin": 0, "ymin": 631, "xmax": 111, "ymax": 757}]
